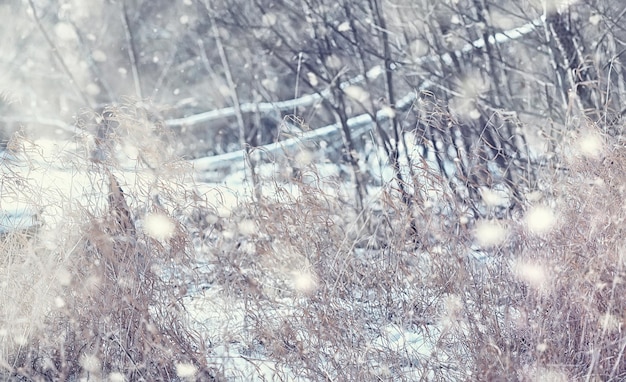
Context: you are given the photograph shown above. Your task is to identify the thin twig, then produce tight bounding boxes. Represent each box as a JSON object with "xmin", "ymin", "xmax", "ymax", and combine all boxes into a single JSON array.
[
  {"xmin": 120, "ymin": 0, "xmax": 143, "ymax": 100},
  {"xmin": 204, "ymin": 1, "xmax": 261, "ymax": 201},
  {"xmin": 26, "ymin": 0, "xmax": 92, "ymax": 108}
]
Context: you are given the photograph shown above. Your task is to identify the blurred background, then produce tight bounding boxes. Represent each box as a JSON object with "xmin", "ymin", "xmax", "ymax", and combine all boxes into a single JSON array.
[{"xmin": 0, "ymin": 0, "xmax": 624, "ymax": 213}]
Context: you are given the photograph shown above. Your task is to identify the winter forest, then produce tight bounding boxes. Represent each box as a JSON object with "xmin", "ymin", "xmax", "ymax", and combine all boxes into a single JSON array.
[{"xmin": 1, "ymin": 0, "xmax": 626, "ymax": 380}]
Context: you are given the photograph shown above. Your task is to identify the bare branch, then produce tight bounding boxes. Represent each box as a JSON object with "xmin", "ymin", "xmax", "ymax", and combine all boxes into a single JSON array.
[
  {"xmin": 120, "ymin": 0, "xmax": 143, "ymax": 100},
  {"xmin": 26, "ymin": 0, "xmax": 92, "ymax": 109}
]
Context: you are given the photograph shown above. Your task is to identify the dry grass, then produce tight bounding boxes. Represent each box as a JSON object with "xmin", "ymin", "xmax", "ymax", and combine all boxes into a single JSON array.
[
  {"xmin": 0, "ymin": 106, "xmax": 220, "ymax": 380},
  {"xmin": 185, "ymin": 118, "xmax": 626, "ymax": 380},
  {"xmin": 1, "ymin": 104, "xmax": 626, "ymax": 381}
]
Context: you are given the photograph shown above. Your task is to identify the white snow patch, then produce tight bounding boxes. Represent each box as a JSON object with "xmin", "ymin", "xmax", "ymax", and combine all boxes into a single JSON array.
[
  {"xmin": 143, "ymin": 213, "xmax": 176, "ymax": 241},
  {"xmin": 237, "ymin": 219, "xmax": 257, "ymax": 236},
  {"xmin": 474, "ymin": 220, "xmax": 507, "ymax": 247},
  {"xmin": 291, "ymin": 269, "xmax": 317, "ymax": 295},
  {"xmin": 525, "ymin": 205, "xmax": 557, "ymax": 235},
  {"xmin": 54, "ymin": 22, "xmax": 77, "ymax": 41},
  {"xmin": 576, "ymin": 131, "xmax": 604, "ymax": 159},
  {"xmin": 479, "ymin": 186, "xmax": 511, "ymax": 207},
  {"xmin": 79, "ymin": 353, "xmax": 101, "ymax": 373},
  {"xmin": 513, "ymin": 260, "xmax": 549, "ymax": 291},
  {"xmin": 92, "ymin": 50, "xmax": 107, "ymax": 62},
  {"xmin": 371, "ymin": 324, "xmax": 434, "ymax": 370},
  {"xmin": 184, "ymin": 288, "xmax": 305, "ymax": 381},
  {"xmin": 343, "ymin": 85, "xmax": 370, "ymax": 104},
  {"xmin": 175, "ymin": 363, "xmax": 198, "ymax": 378},
  {"xmin": 337, "ymin": 21, "xmax": 351, "ymax": 32},
  {"xmin": 108, "ymin": 372, "xmax": 126, "ymax": 382}
]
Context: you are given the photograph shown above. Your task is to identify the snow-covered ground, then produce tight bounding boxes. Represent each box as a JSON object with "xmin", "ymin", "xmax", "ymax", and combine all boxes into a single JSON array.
[
  {"xmin": 0, "ymin": 21, "xmax": 538, "ymax": 370},
  {"xmin": 186, "ymin": 284, "xmax": 436, "ymax": 380},
  {"xmin": 0, "ymin": 132, "xmax": 451, "ymax": 379}
]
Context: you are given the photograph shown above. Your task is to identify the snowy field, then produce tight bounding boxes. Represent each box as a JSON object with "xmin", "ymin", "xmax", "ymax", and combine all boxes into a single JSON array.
[
  {"xmin": 2, "ymin": 0, "xmax": 624, "ymax": 378},
  {"xmin": 0, "ymin": 128, "xmax": 463, "ymax": 380},
  {"xmin": 0, "ymin": 124, "xmax": 513, "ymax": 380}
]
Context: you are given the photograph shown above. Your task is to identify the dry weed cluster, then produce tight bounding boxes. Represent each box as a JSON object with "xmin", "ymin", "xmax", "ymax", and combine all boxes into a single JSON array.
[
  {"xmin": 1, "ymin": 107, "xmax": 218, "ymax": 380},
  {"xmin": 1, "ymin": 106, "xmax": 626, "ymax": 381}
]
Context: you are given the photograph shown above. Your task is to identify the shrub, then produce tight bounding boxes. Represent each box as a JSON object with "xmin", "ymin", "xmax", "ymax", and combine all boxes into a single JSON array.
[{"xmin": 0, "ymin": 105, "xmax": 220, "ymax": 381}]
